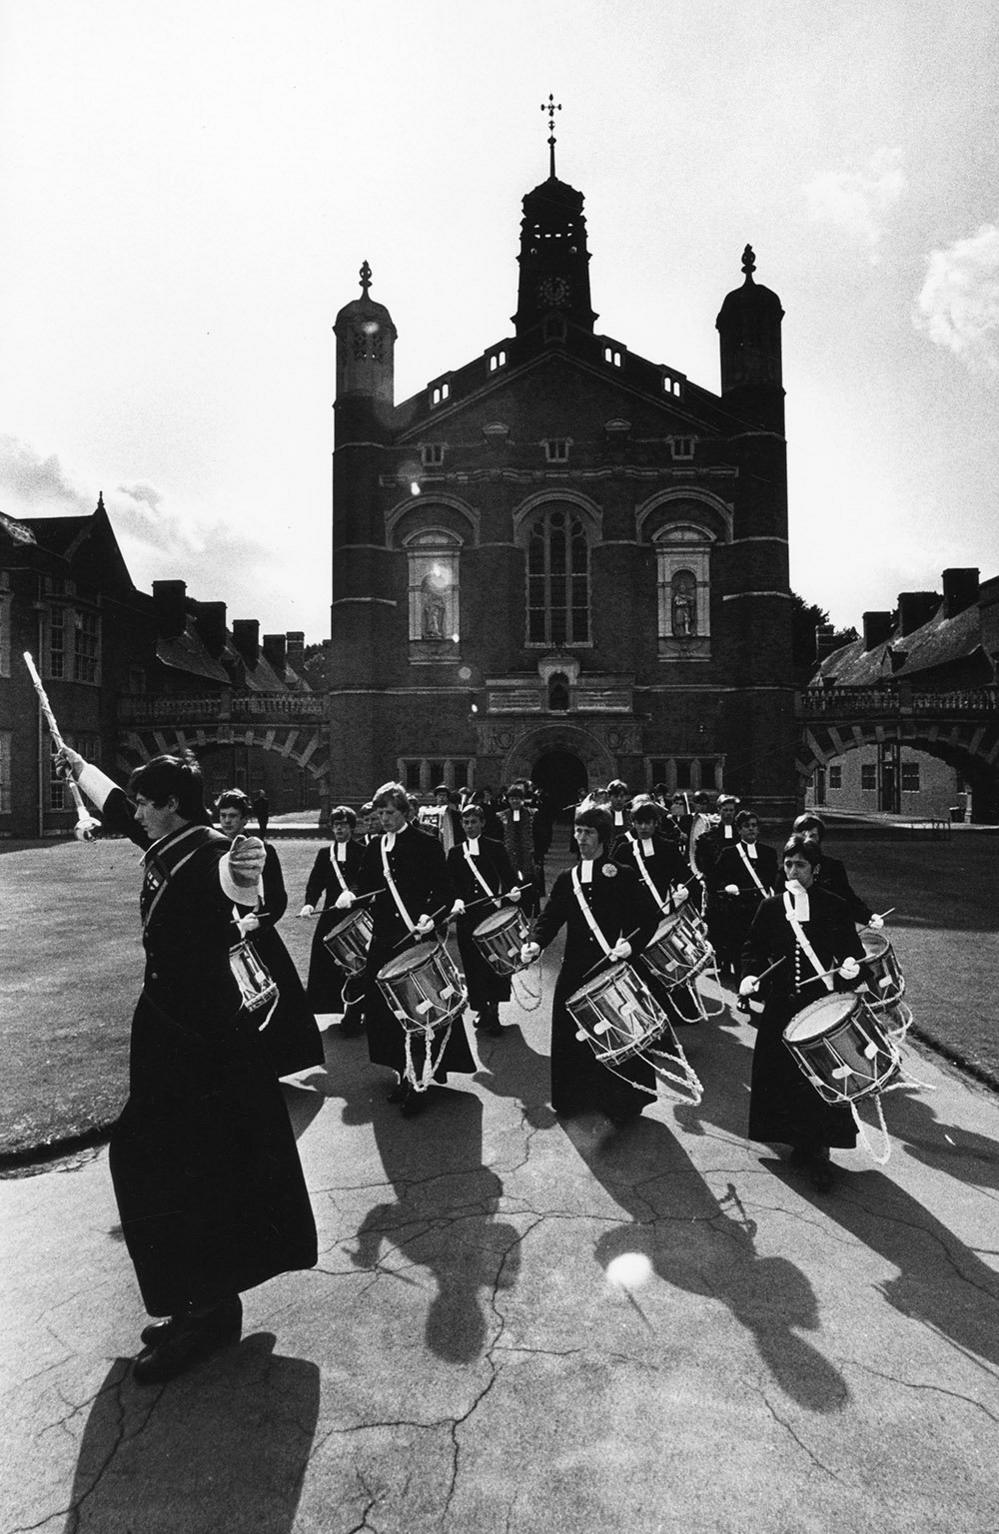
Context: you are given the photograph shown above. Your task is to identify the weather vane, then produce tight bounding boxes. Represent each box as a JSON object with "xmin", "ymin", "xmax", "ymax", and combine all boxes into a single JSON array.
[{"xmin": 540, "ymin": 93, "xmax": 561, "ymax": 178}]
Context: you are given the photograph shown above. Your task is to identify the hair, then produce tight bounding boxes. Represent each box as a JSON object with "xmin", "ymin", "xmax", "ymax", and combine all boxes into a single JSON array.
[
  {"xmin": 793, "ymin": 813, "xmax": 826, "ymax": 840},
  {"xmin": 372, "ymin": 781, "xmax": 410, "ymax": 813},
  {"xmin": 630, "ymin": 794, "xmax": 662, "ymax": 822},
  {"xmin": 360, "ymin": 801, "xmax": 375, "ymax": 817},
  {"xmin": 693, "ymin": 791, "xmax": 711, "ymax": 806},
  {"xmin": 505, "ymin": 782, "xmax": 525, "ymax": 798},
  {"xmin": 128, "ymin": 753, "xmax": 206, "ymax": 821},
  {"xmin": 461, "ymin": 801, "xmax": 485, "ymax": 818},
  {"xmin": 574, "ymin": 805, "xmax": 613, "ymax": 848},
  {"xmin": 735, "ymin": 809, "xmax": 759, "ymax": 830},
  {"xmin": 216, "ymin": 787, "xmax": 253, "ymax": 818},
  {"xmin": 783, "ymin": 833, "xmax": 821, "ymax": 868},
  {"xmin": 329, "ymin": 804, "xmax": 357, "ymax": 828},
  {"xmin": 607, "ymin": 779, "xmax": 628, "ymax": 794}
]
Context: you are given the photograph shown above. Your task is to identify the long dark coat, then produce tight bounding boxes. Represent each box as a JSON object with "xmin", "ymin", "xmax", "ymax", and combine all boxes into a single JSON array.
[
  {"xmin": 445, "ymin": 837, "xmax": 517, "ymax": 1011},
  {"xmin": 238, "ymin": 843, "xmax": 324, "ymax": 1077},
  {"xmin": 611, "ymin": 831, "xmax": 689, "ymax": 920},
  {"xmin": 303, "ymin": 839, "xmax": 365, "ymax": 1013},
  {"xmin": 358, "ymin": 823, "xmax": 475, "ymax": 1080},
  {"xmin": 99, "ymin": 788, "xmax": 317, "ymax": 1317},
  {"xmin": 740, "ymin": 887, "xmax": 865, "ymax": 1150},
  {"xmin": 532, "ymin": 857, "xmax": 659, "ymax": 1118},
  {"xmin": 709, "ymin": 840, "xmax": 780, "ymax": 971}
]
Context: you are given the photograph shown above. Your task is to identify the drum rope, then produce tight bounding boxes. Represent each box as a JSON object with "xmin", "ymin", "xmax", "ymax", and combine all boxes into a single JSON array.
[
  {"xmin": 851, "ymin": 1093, "xmax": 892, "ymax": 1166},
  {"xmin": 512, "ymin": 965, "xmax": 543, "ymax": 1012},
  {"xmin": 404, "ymin": 1021, "xmax": 454, "ymax": 1094}
]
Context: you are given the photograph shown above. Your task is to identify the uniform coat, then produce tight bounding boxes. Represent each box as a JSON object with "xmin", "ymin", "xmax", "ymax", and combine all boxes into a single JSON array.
[
  {"xmin": 709, "ymin": 840, "xmax": 779, "ymax": 974},
  {"xmin": 304, "ymin": 839, "xmax": 365, "ymax": 1014},
  {"xmin": 611, "ymin": 830, "xmax": 689, "ymax": 921},
  {"xmin": 359, "ymin": 823, "xmax": 475, "ymax": 1080},
  {"xmin": 241, "ymin": 842, "xmax": 325, "ymax": 1077},
  {"xmin": 100, "ymin": 788, "xmax": 317, "ymax": 1317},
  {"xmin": 740, "ymin": 887, "xmax": 865, "ymax": 1149},
  {"xmin": 499, "ymin": 806, "xmax": 540, "ymax": 913},
  {"xmin": 532, "ymin": 858, "xmax": 659, "ymax": 1118},
  {"xmin": 446, "ymin": 836, "xmax": 517, "ymax": 1012}
]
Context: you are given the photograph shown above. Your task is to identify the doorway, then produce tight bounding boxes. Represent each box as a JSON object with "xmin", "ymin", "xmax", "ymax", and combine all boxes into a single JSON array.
[{"xmin": 532, "ymin": 749, "xmax": 588, "ymax": 830}]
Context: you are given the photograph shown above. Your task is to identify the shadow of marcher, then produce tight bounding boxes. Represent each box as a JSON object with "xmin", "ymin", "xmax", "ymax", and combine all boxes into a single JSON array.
[
  {"xmin": 871, "ymin": 1080, "xmax": 999, "ymax": 1193},
  {"xmin": 766, "ymin": 1158, "xmax": 999, "ymax": 1367},
  {"xmin": 565, "ymin": 1114, "xmax": 850, "ymax": 1414},
  {"xmin": 62, "ymin": 1334, "xmax": 319, "ymax": 1533},
  {"xmin": 345, "ymin": 1081, "xmax": 523, "ymax": 1365},
  {"xmin": 670, "ymin": 1004, "xmax": 757, "ymax": 1143},
  {"xmin": 473, "ymin": 1022, "xmax": 559, "ymax": 1130}
]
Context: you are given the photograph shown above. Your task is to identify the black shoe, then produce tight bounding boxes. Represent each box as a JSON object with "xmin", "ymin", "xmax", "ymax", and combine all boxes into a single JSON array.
[
  {"xmin": 140, "ymin": 1295, "xmax": 241, "ymax": 1349},
  {"xmin": 133, "ymin": 1300, "xmax": 242, "ymax": 1384},
  {"xmin": 400, "ymin": 1084, "xmax": 426, "ymax": 1117}
]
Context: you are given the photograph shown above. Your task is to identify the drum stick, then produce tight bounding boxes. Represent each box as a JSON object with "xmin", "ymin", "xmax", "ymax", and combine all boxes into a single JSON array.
[
  {"xmin": 874, "ymin": 907, "xmax": 896, "ymax": 921},
  {"xmin": 390, "ymin": 903, "xmax": 449, "ymax": 951},
  {"xmin": 580, "ymin": 928, "xmax": 641, "ymax": 982},
  {"xmin": 23, "ymin": 651, "xmax": 101, "ymax": 841}
]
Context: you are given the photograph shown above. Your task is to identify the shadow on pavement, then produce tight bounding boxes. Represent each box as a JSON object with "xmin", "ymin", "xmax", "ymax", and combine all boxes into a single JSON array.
[
  {"xmin": 473, "ymin": 1022, "xmax": 559, "ymax": 1130},
  {"xmin": 875, "ymin": 1082, "xmax": 999, "ymax": 1191},
  {"xmin": 61, "ymin": 1335, "xmax": 319, "ymax": 1533},
  {"xmin": 567, "ymin": 1115, "xmax": 851, "ymax": 1415}
]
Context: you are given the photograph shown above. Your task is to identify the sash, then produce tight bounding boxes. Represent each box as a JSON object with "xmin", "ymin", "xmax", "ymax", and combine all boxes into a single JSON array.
[
  {"xmin": 571, "ymin": 867, "xmax": 614, "ymax": 958},
  {"xmin": 631, "ymin": 835, "xmax": 669, "ymax": 913},
  {"xmin": 462, "ymin": 842, "xmax": 496, "ymax": 901},
  {"xmin": 381, "ymin": 834, "xmax": 416, "ymax": 932},
  {"xmin": 329, "ymin": 845, "xmax": 350, "ymax": 894},
  {"xmin": 783, "ymin": 893, "xmax": 833, "ymax": 992},
  {"xmin": 141, "ymin": 824, "xmax": 221, "ymax": 934},
  {"xmin": 737, "ymin": 844, "xmax": 770, "ymax": 897}
]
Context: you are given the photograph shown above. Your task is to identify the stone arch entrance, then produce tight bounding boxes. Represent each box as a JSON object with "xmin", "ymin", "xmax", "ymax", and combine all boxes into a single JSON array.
[
  {"xmin": 532, "ymin": 749, "xmax": 588, "ymax": 827},
  {"xmin": 504, "ymin": 722, "xmax": 617, "ymax": 829}
]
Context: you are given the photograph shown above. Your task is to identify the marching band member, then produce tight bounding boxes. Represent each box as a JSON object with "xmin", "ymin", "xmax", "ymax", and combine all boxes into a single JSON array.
[
  {"xmin": 446, "ymin": 801, "xmax": 519, "ymax": 1036},
  {"xmin": 606, "ymin": 778, "xmax": 631, "ymax": 837},
  {"xmin": 612, "ymin": 795, "xmax": 690, "ymax": 920},
  {"xmin": 738, "ymin": 834, "xmax": 865, "ymax": 1191},
  {"xmin": 349, "ymin": 781, "xmax": 475, "ymax": 1116},
  {"xmin": 499, "ymin": 781, "xmax": 540, "ymax": 916},
  {"xmin": 300, "ymin": 804, "xmax": 365, "ymax": 1034},
  {"xmin": 520, "ymin": 803, "xmax": 658, "ymax": 1122},
  {"xmin": 693, "ymin": 793, "xmax": 739, "ymax": 879},
  {"xmin": 418, "ymin": 784, "xmax": 464, "ymax": 853},
  {"xmin": 216, "ymin": 789, "xmax": 325, "ymax": 1082},
  {"xmin": 708, "ymin": 809, "xmax": 778, "ymax": 984},
  {"xmin": 55, "ymin": 747, "xmax": 316, "ymax": 1383},
  {"xmin": 788, "ymin": 814, "xmax": 879, "ymax": 928}
]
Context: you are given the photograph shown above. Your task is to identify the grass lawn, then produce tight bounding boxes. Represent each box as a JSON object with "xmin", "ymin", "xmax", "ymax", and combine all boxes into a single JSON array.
[{"xmin": 1, "ymin": 829, "xmax": 996, "ymax": 1162}]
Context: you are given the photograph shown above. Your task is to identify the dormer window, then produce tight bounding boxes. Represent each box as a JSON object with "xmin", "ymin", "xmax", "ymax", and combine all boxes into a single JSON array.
[
  {"xmin": 661, "ymin": 370, "xmax": 684, "ymax": 398},
  {"xmin": 429, "ymin": 378, "xmax": 451, "ymax": 408},
  {"xmin": 604, "ymin": 345, "xmax": 623, "ymax": 368},
  {"xmin": 421, "ymin": 443, "xmax": 445, "ymax": 468},
  {"xmin": 488, "ymin": 348, "xmax": 508, "ymax": 373},
  {"xmin": 544, "ymin": 438, "xmax": 570, "ymax": 463},
  {"xmin": 670, "ymin": 436, "xmax": 695, "ymax": 461}
]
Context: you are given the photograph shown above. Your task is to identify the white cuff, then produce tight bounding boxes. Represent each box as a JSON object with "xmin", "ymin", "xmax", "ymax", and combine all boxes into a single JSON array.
[
  {"xmin": 77, "ymin": 762, "xmax": 119, "ymax": 811},
  {"xmin": 219, "ymin": 860, "xmax": 262, "ymax": 905}
]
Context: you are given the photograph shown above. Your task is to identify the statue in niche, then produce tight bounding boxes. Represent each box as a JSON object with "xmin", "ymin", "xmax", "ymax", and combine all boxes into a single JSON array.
[
  {"xmin": 671, "ymin": 570, "xmax": 697, "ymax": 637},
  {"xmin": 421, "ymin": 574, "xmax": 447, "ymax": 640}
]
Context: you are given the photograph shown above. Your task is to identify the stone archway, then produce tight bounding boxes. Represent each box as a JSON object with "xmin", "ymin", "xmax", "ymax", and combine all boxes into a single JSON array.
[{"xmin": 504, "ymin": 722, "xmax": 618, "ymax": 828}]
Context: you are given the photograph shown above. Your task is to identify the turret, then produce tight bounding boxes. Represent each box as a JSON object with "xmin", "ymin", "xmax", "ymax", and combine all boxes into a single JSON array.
[
  {"xmin": 333, "ymin": 260, "xmax": 397, "ymax": 443},
  {"xmin": 513, "ymin": 97, "xmax": 597, "ymax": 335},
  {"xmin": 716, "ymin": 245, "xmax": 785, "ymax": 432}
]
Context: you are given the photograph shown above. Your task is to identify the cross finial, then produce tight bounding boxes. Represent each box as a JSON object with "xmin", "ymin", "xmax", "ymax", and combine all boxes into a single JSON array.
[
  {"xmin": 359, "ymin": 259, "xmax": 372, "ymax": 296},
  {"xmin": 741, "ymin": 245, "xmax": 756, "ymax": 280},
  {"xmin": 540, "ymin": 93, "xmax": 562, "ymax": 178}
]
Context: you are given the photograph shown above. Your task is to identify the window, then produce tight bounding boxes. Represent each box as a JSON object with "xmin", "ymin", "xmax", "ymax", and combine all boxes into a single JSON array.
[
  {"xmin": 488, "ymin": 349, "xmax": 507, "ymax": 372},
  {"xmin": 828, "ymin": 764, "xmax": 842, "ymax": 789},
  {"xmin": 604, "ymin": 345, "xmax": 623, "ymax": 368},
  {"xmin": 543, "ymin": 438, "xmax": 570, "ymax": 463},
  {"xmin": 655, "ymin": 526, "xmax": 713, "ymax": 647},
  {"xmin": 406, "ymin": 531, "xmax": 460, "ymax": 644},
  {"xmin": 670, "ymin": 437, "xmax": 695, "ymax": 460},
  {"xmin": 400, "ymin": 758, "xmax": 471, "ymax": 792},
  {"xmin": 661, "ymin": 371, "xmax": 684, "ymax": 398},
  {"xmin": 0, "ymin": 731, "xmax": 10, "ymax": 813},
  {"xmin": 526, "ymin": 507, "xmax": 590, "ymax": 646},
  {"xmin": 0, "ymin": 574, "xmax": 10, "ymax": 677},
  {"xmin": 48, "ymin": 605, "xmax": 66, "ymax": 678},
  {"xmin": 429, "ymin": 379, "xmax": 451, "ymax": 407},
  {"xmin": 452, "ymin": 760, "xmax": 468, "ymax": 790},
  {"xmin": 421, "ymin": 443, "xmax": 445, "ymax": 468},
  {"xmin": 861, "ymin": 763, "xmax": 877, "ymax": 791},
  {"xmin": 74, "ymin": 610, "xmax": 100, "ymax": 684},
  {"xmin": 403, "ymin": 761, "xmax": 422, "ymax": 791},
  {"xmin": 901, "ymin": 762, "xmax": 920, "ymax": 793},
  {"xmin": 49, "ymin": 733, "xmax": 98, "ymax": 810}
]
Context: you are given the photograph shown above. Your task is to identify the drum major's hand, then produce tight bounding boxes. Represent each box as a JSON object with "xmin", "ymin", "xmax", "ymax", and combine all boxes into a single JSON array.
[
  {"xmin": 54, "ymin": 744, "xmax": 84, "ymax": 779},
  {"xmin": 228, "ymin": 834, "xmax": 266, "ymax": 888}
]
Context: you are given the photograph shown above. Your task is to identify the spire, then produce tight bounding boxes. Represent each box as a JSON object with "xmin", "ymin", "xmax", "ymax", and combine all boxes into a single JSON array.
[
  {"xmin": 359, "ymin": 259, "xmax": 372, "ymax": 296},
  {"xmin": 741, "ymin": 244, "xmax": 756, "ymax": 280},
  {"xmin": 96, "ymin": 490, "xmax": 106, "ymax": 514},
  {"xmin": 540, "ymin": 93, "xmax": 561, "ymax": 179}
]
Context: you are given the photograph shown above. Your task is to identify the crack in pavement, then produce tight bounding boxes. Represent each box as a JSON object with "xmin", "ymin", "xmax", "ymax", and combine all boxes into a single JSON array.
[
  {"xmin": 758, "ymin": 1390, "xmax": 853, "ymax": 1487},
  {"xmin": 847, "ymin": 1360, "xmax": 999, "ymax": 1422}
]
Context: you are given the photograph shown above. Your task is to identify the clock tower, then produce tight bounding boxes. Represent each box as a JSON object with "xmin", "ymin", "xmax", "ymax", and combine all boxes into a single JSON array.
[{"xmin": 513, "ymin": 97, "xmax": 597, "ymax": 336}]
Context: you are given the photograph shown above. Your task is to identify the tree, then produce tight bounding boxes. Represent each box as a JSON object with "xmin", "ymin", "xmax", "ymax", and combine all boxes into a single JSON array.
[
  {"xmin": 300, "ymin": 641, "xmax": 332, "ymax": 691},
  {"xmin": 790, "ymin": 592, "xmax": 858, "ymax": 687}
]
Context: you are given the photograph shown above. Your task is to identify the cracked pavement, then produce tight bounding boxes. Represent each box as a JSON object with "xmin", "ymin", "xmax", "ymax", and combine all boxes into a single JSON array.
[{"xmin": 2, "ymin": 954, "xmax": 998, "ymax": 1534}]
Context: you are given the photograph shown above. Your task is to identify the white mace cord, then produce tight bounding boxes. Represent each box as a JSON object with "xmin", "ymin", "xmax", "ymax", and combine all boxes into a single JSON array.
[{"xmin": 23, "ymin": 652, "xmax": 101, "ymax": 841}]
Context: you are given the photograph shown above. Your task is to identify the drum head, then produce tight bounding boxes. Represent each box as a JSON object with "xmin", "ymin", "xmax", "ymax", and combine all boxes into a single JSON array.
[
  {"xmin": 859, "ymin": 928, "xmax": 889, "ymax": 961},
  {"xmin": 377, "ymin": 941, "xmax": 439, "ymax": 982},
  {"xmin": 328, "ymin": 908, "xmax": 366, "ymax": 940},
  {"xmin": 652, "ymin": 913, "xmax": 682, "ymax": 943},
  {"xmin": 784, "ymin": 993, "xmax": 857, "ymax": 1042},
  {"xmin": 566, "ymin": 961, "xmax": 630, "ymax": 1007},
  {"xmin": 473, "ymin": 906, "xmax": 518, "ymax": 939}
]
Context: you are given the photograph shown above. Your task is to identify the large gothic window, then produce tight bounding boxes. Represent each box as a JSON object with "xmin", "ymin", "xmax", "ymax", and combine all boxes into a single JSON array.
[
  {"xmin": 406, "ymin": 530, "xmax": 460, "ymax": 644},
  {"xmin": 526, "ymin": 508, "xmax": 590, "ymax": 645}
]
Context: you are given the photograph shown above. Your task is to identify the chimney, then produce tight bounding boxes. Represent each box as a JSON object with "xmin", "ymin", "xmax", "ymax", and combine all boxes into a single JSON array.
[
  {"xmin": 897, "ymin": 591, "xmax": 940, "ymax": 637},
  {"xmin": 194, "ymin": 601, "xmax": 227, "ymax": 658},
  {"xmin": 286, "ymin": 631, "xmax": 305, "ymax": 670},
  {"xmin": 862, "ymin": 611, "xmax": 894, "ymax": 650},
  {"xmin": 231, "ymin": 619, "xmax": 259, "ymax": 666},
  {"xmin": 979, "ymin": 574, "xmax": 999, "ymax": 666},
  {"xmin": 262, "ymin": 633, "xmax": 287, "ymax": 675},
  {"xmin": 941, "ymin": 567, "xmax": 979, "ymax": 618},
  {"xmin": 152, "ymin": 579, "xmax": 187, "ymax": 639},
  {"xmin": 814, "ymin": 623, "xmax": 841, "ymax": 664}
]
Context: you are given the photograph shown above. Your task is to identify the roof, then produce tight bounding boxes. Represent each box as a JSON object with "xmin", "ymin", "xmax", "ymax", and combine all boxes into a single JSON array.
[{"xmin": 813, "ymin": 598, "xmax": 988, "ymax": 687}]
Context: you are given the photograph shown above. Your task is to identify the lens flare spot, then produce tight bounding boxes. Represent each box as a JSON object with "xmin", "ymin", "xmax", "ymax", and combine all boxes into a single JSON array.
[{"xmin": 606, "ymin": 1252, "xmax": 653, "ymax": 1291}]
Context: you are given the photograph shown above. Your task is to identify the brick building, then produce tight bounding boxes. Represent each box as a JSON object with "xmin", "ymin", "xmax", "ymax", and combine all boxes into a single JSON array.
[{"xmin": 329, "ymin": 154, "xmax": 798, "ymax": 820}]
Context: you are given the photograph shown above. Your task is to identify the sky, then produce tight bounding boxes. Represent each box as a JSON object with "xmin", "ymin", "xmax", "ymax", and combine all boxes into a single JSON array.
[{"xmin": 1, "ymin": 0, "xmax": 997, "ymax": 644}]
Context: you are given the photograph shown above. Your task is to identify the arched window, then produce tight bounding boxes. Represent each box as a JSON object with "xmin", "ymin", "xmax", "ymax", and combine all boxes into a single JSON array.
[
  {"xmin": 406, "ymin": 530, "xmax": 460, "ymax": 644},
  {"xmin": 527, "ymin": 508, "xmax": 590, "ymax": 646}
]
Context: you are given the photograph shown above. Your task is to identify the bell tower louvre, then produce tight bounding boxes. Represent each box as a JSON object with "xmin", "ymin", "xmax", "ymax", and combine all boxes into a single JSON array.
[{"xmin": 328, "ymin": 105, "xmax": 797, "ymax": 819}]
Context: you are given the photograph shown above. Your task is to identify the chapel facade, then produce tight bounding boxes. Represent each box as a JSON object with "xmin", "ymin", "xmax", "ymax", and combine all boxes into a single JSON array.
[{"xmin": 329, "ymin": 140, "xmax": 797, "ymax": 819}]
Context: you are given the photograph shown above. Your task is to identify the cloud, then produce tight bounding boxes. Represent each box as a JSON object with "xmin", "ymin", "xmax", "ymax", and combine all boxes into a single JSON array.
[
  {"xmin": 0, "ymin": 434, "xmax": 92, "ymax": 512},
  {"xmin": 804, "ymin": 148, "xmax": 906, "ymax": 260},
  {"xmin": 914, "ymin": 223, "xmax": 999, "ymax": 381}
]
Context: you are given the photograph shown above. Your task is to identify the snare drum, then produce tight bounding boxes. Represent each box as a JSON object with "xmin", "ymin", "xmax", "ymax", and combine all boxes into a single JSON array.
[
  {"xmin": 229, "ymin": 940, "xmax": 278, "ymax": 1013},
  {"xmin": 322, "ymin": 905, "xmax": 373, "ymax": 976},
  {"xmin": 783, "ymin": 992, "xmax": 900, "ymax": 1105},
  {"xmin": 859, "ymin": 927, "xmax": 905, "ymax": 1006},
  {"xmin": 642, "ymin": 908, "xmax": 713, "ymax": 989},
  {"xmin": 566, "ymin": 962, "xmax": 674, "ymax": 1067},
  {"xmin": 472, "ymin": 905, "xmax": 532, "ymax": 977},
  {"xmin": 376, "ymin": 942, "xmax": 467, "ymax": 1034}
]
